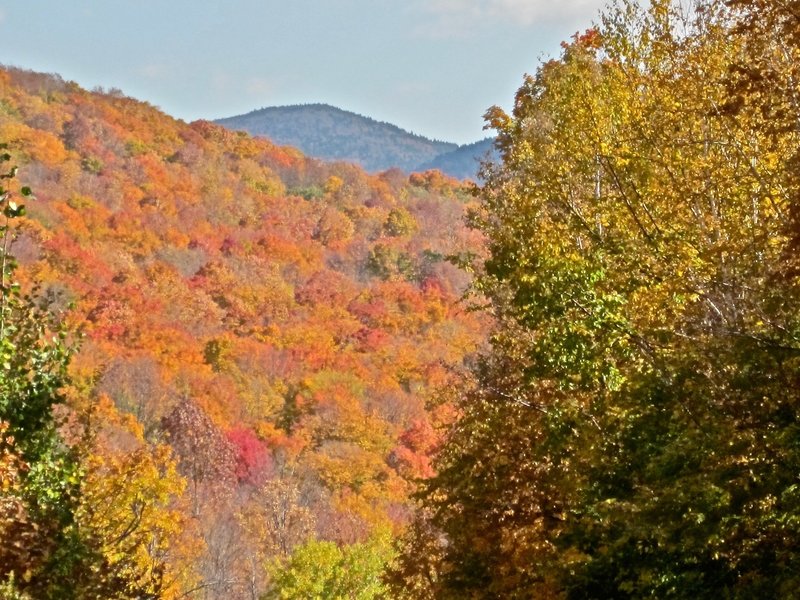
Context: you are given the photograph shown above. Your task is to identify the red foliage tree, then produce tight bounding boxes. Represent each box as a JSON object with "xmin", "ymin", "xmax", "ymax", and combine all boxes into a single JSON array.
[{"xmin": 226, "ymin": 427, "xmax": 272, "ymax": 485}]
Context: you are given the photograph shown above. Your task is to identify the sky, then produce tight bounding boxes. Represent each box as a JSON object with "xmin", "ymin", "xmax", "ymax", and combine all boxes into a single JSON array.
[{"xmin": 0, "ymin": 0, "xmax": 606, "ymax": 145}]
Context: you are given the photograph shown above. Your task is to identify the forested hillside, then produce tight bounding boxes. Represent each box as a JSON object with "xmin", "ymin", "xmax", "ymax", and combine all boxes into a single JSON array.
[
  {"xmin": 3, "ymin": 0, "xmax": 800, "ymax": 598},
  {"xmin": 0, "ymin": 66, "xmax": 486, "ymax": 598}
]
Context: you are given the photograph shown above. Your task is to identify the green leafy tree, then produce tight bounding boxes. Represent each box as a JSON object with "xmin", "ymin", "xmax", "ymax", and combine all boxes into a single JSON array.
[
  {"xmin": 0, "ymin": 145, "xmax": 71, "ymax": 462},
  {"xmin": 263, "ymin": 530, "xmax": 394, "ymax": 600},
  {"xmin": 0, "ymin": 144, "xmax": 89, "ymax": 599}
]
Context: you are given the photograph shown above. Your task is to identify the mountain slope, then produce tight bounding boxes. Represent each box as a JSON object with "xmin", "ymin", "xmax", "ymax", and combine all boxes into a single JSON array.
[
  {"xmin": 215, "ymin": 103, "xmax": 457, "ymax": 173},
  {"xmin": 0, "ymin": 66, "xmax": 487, "ymax": 598},
  {"xmin": 417, "ymin": 137, "xmax": 498, "ymax": 180}
]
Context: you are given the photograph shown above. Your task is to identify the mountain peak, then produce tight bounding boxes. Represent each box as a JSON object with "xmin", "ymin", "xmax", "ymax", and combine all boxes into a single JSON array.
[{"xmin": 215, "ymin": 104, "xmax": 495, "ymax": 177}]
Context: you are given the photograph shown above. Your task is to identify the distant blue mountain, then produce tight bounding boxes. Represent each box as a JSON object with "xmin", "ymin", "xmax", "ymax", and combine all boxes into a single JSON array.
[
  {"xmin": 215, "ymin": 104, "xmax": 496, "ymax": 179},
  {"xmin": 417, "ymin": 137, "xmax": 498, "ymax": 180}
]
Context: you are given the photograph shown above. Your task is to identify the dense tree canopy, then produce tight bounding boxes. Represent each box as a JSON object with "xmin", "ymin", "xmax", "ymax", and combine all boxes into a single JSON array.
[
  {"xmin": 392, "ymin": 0, "xmax": 800, "ymax": 597},
  {"xmin": 0, "ymin": 149, "xmax": 191, "ymax": 599},
  {"xmin": 0, "ymin": 57, "xmax": 484, "ymax": 596},
  {"xmin": 5, "ymin": 0, "xmax": 800, "ymax": 596}
]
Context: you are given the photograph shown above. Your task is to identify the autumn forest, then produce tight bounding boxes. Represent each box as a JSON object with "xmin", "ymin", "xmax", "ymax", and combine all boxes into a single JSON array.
[{"xmin": 2, "ymin": 0, "xmax": 800, "ymax": 598}]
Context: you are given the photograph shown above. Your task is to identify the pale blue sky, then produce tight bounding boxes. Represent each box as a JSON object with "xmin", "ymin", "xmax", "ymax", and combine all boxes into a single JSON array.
[{"xmin": 0, "ymin": 0, "xmax": 605, "ymax": 144}]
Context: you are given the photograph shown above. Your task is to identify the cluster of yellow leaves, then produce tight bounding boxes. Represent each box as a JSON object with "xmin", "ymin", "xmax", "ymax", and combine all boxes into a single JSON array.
[{"xmin": 74, "ymin": 398, "xmax": 203, "ymax": 599}]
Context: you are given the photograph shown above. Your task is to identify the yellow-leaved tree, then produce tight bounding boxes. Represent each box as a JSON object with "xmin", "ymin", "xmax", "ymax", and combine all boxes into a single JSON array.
[{"xmin": 390, "ymin": 0, "xmax": 800, "ymax": 597}]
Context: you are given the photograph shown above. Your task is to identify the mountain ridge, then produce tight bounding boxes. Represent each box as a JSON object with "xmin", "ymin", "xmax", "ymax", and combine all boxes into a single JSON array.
[
  {"xmin": 419, "ymin": 137, "xmax": 497, "ymax": 180},
  {"xmin": 215, "ymin": 103, "xmax": 495, "ymax": 178}
]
